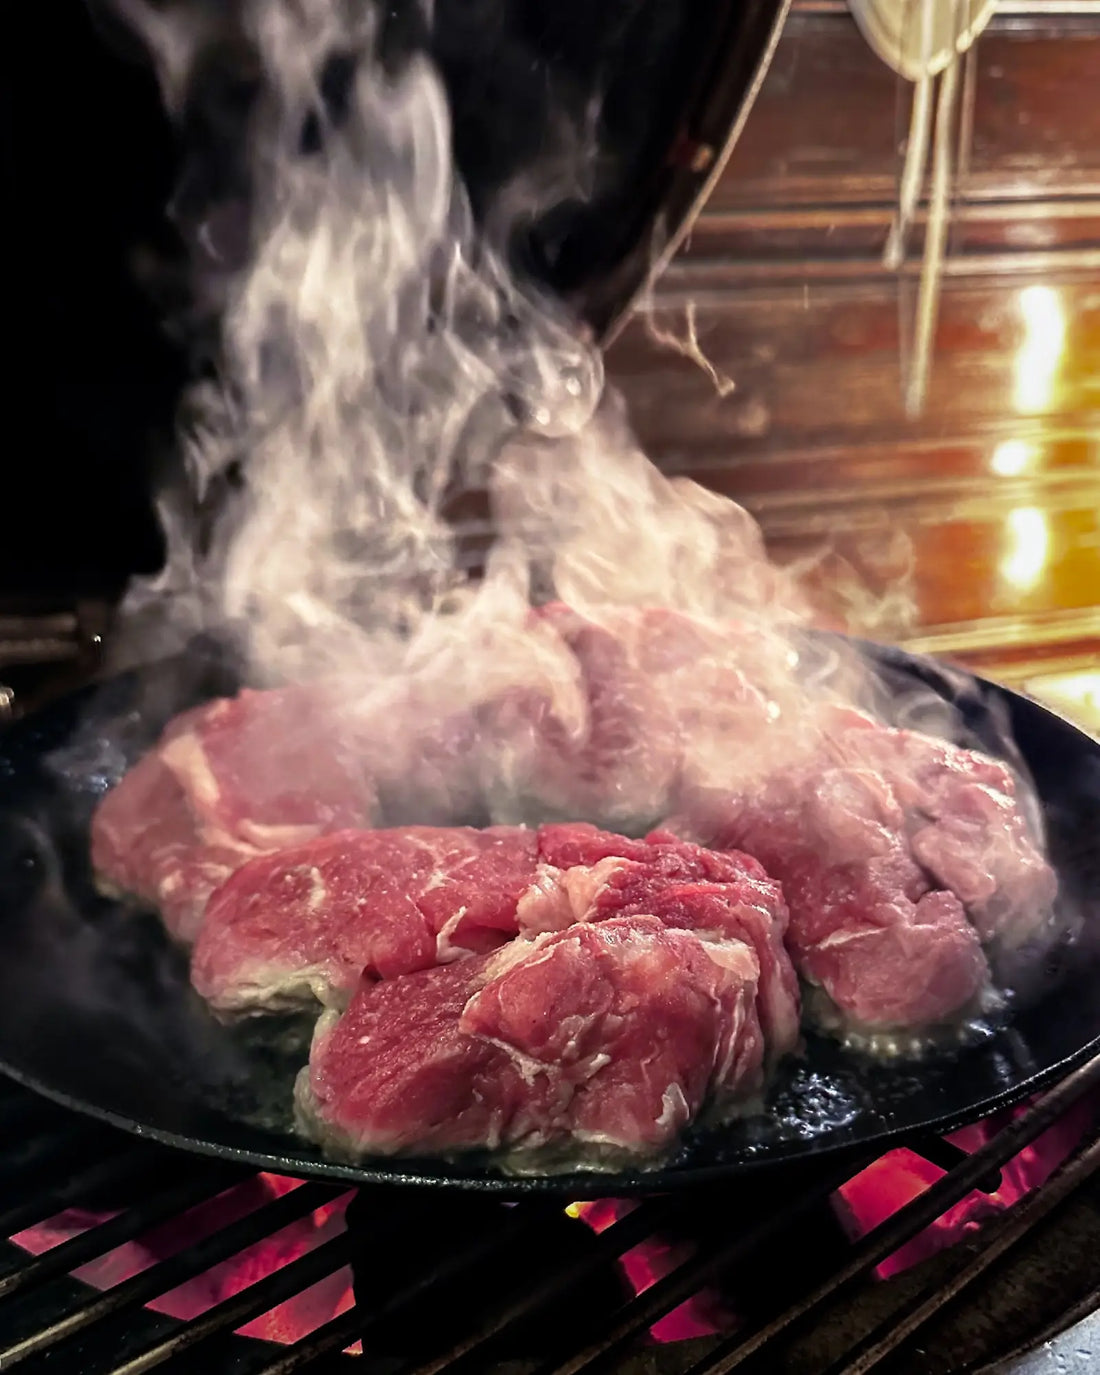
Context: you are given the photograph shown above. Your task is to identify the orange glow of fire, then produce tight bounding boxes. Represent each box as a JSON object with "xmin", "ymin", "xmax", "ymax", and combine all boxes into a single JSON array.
[
  {"xmin": 834, "ymin": 1094, "xmax": 1095, "ymax": 1278},
  {"xmin": 570, "ymin": 1200, "xmax": 732, "ymax": 1341},
  {"xmin": 12, "ymin": 1174, "xmax": 356, "ymax": 1345},
  {"xmin": 10, "ymin": 1093, "xmax": 1095, "ymax": 1350}
]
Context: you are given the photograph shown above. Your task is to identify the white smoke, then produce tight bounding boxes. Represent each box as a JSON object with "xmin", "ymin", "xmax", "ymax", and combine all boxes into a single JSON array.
[
  {"xmin": 107, "ymin": 0, "xmax": 1045, "ymax": 839},
  {"xmin": 112, "ymin": 0, "xmax": 815, "ymax": 701}
]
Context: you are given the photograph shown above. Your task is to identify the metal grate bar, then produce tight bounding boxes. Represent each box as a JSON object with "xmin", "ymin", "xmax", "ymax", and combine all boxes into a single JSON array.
[
  {"xmin": 907, "ymin": 1135, "xmax": 1002, "ymax": 1193},
  {"xmin": 0, "ymin": 615, "xmax": 80, "ymax": 638},
  {"xmin": 0, "ymin": 1146, "xmax": 157, "ymax": 1239},
  {"xmin": 103, "ymin": 1230, "xmax": 354, "ymax": 1375},
  {"xmin": 824, "ymin": 1127, "xmax": 1100, "ymax": 1375},
  {"xmin": 538, "ymin": 1154, "xmax": 873, "ymax": 1375},
  {"xmin": 0, "ymin": 1181, "xmax": 341, "ymax": 1367},
  {"xmin": 0, "ymin": 1163, "xmax": 245, "ymax": 1300},
  {"xmin": 682, "ymin": 1050, "xmax": 1100, "ymax": 1375},
  {"xmin": 404, "ymin": 1200, "xmax": 677, "ymax": 1375},
  {"xmin": 244, "ymin": 1208, "xmax": 535, "ymax": 1375},
  {"xmin": 985, "ymin": 1278, "xmax": 1100, "ymax": 1372}
]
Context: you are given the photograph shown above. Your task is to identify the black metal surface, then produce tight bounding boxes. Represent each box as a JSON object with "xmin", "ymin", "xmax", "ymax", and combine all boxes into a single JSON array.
[
  {"xmin": 676, "ymin": 1051, "xmax": 1100, "ymax": 1375},
  {"xmin": 0, "ymin": 1066, "xmax": 1095, "ymax": 1374},
  {"xmin": 0, "ymin": 640, "xmax": 1097, "ymax": 1196},
  {"xmin": 6, "ymin": 0, "xmax": 789, "ymax": 597}
]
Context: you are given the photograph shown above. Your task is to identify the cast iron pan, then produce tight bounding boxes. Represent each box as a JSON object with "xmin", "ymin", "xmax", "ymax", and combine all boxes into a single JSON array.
[{"xmin": 0, "ymin": 638, "xmax": 1097, "ymax": 1198}]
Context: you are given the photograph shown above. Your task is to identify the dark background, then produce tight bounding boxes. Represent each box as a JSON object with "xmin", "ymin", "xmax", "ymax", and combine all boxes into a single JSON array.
[
  {"xmin": 3, "ymin": 0, "xmax": 713, "ymax": 599},
  {"xmin": 5, "ymin": 2, "xmax": 183, "ymax": 595}
]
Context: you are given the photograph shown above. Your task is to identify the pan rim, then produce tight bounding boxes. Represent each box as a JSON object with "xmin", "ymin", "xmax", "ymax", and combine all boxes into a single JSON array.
[{"xmin": 2, "ymin": 1032, "xmax": 1099, "ymax": 1198}]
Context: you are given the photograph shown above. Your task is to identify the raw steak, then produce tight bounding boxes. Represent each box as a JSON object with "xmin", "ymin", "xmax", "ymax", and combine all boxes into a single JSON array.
[
  {"xmin": 192, "ymin": 826, "xmax": 539, "ymax": 1014},
  {"xmin": 668, "ymin": 709, "xmax": 1056, "ymax": 1037},
  {"xmin": 668, "ymin": 769, "xmax": 991, "ymax": 1034},
  {"xmin": 91, "ymin": 684, "xmax": 379, "ymax": 942},
  {"xmin": 296, "ymin": 915, "xmax": 765, "ymax": 1168},
  {"xmin": 821, "ymin": 710, "xmax": 1057, "ymax": 947},
  {"xmin": 505, "ymin": 604, "xmax": 789, "ymax": 829},
  {"xmin": 90, "ymin": 751, "xmax": 252, "ymax": 943},
  {"xmin": 510, "ymin": 603, "xmax": 685, "ymax": 828},
  {"xmin": 158, "ymin": 686, "xmax": 377, "ymax": 850},
  {"xmin": 379, "ymin": 604, "xmax": 787, "ymax": 832},
  {"xmin": 522, "ymin": 824, "xmax": 800, "ymax": 1060}
]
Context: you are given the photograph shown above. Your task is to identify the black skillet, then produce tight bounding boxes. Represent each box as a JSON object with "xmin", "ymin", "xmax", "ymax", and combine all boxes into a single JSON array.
[{"xmin": 0, "ymin": 636, "xmax": 1097, "ymax": 1199}]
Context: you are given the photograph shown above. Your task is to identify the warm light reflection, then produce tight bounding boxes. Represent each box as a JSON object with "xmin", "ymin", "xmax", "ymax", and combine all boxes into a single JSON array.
[
  {"xmin": 1000, "ymin": 507, "xmax": 1050, "ymax": 590},
  {"xmin": 1025, "ymin": 672, "xmax": 1100, "ymax": 734},
  {"xmin": 990, "ymin": 439, "xmax": 1035, "ymax": 477},
  {"xmin": 1014, "ymin": 285, "xmax": 1066, "ymax": 413}
]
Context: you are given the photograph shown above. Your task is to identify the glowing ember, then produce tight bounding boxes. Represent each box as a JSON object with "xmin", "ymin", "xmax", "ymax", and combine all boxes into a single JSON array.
[
  {"xmin": 10, "ymin": 1094, "xmax": 1096, "ymax": 1349},
  {"xmin": 834, "ymin": 1093, "xmax": 1097, "ymax": 1278},
  {"xmin": 13, "ymin": 1174, "xmax": 355, "ymax": 1345},
  {"xmin": 571, "ymin": 1200, "xmax": 731, "ymax": 1341}
]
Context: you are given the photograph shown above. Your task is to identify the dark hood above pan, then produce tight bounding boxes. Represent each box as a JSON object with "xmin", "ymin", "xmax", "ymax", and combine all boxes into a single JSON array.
[
  {"xmin": 82, "ymin": 0, "xmax": 789, "ymax": 340},
  {"xmin": 4, "ymin": 0, "xmax": 787, "ymax": 594}
]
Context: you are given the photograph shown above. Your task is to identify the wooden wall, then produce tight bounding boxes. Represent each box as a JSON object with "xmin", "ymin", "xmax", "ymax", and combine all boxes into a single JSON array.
[{"xmin": 606, "ymin": 0, "xmax": 1100, "ymax": 701}]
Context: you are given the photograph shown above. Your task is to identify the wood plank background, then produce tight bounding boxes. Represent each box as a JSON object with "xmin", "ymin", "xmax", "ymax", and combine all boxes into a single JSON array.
[{"xmin": 606, "ymin": 0, "xmax": 1100, "ymax": 708}]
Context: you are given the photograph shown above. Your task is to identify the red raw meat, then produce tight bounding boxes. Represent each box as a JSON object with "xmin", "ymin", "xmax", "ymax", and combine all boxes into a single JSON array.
[
  {"xmin": 523, "ymin": 824, "xmax": 800, "ymax": 1059},
  {"xmin": 518, "ymin": 604, "xmax": 684, "ymax": 827},
  {"xmin": 192, "ymin": 826, "xmax": 538, "ymax": 1014},
  {"xmin": 822, "ymin": 712, "xmax": 1056, "ymax": 947},
  {"xmin": 193, "ymin": 819, "xmax": 798, "ymax": 1071},
  {"xmin": 90, "ymin": 751, "xmax": 252, "ymax": 943},
  {"xmin": 296, "ymin": 915, "xmax": 765, "ymax": 1168},
  {"xmin": 668, "ymin": 767, "xmax": 991, "ymax": 1034},
  {"xmin": 91, "ymin": 685, "xmax": 379, "ymax": 943},
  {"xmin": 667, "ymin": 709, "xmax": 1055, "ymax": 1036},
  {"xmin": 465, "ymin": 605, "xmax": 782, "ymax": 830},
  {"xmin": 158, "ymin": 686, "xmax": 377, "ymax": 850}
]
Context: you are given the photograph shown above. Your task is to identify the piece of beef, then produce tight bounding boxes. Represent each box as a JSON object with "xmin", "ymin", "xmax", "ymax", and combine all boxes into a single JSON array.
[
  {"xmin": 296, "ymin": 915, "xmax": 765, "ymax": 1168},
  {"xmin": 515, "ymin": 603, "xmax": 684, "ymax": 828},
  {"xmin": 90, "ymin": 751, "xmax": 252, "ymax": 943},
  {"xmin": 194, "ymin": 816, "xmax": 800, "ymax": 1073},
  {"xmin": 430, "ymin": 604, "xmax": 784, "ymax": 831},
  {"xmin": 296, "ymin": 954, "xmax": 547, "ymax": 1160},
  {"xmin": 522, "ymin": 823, "xmax": 800, "ymax": 1059},
  {"xmin": 158, "ymin": 686, "xmax": 378, "ymax": 850},
  {"xmin": 91, "ymin": 684, "xmax": 380, "ymax": 943},
  {"xmin": 191, "ymin": 826, "xmax": 539, "ymax": 1015},
  {"xmin": 668, "ymin": 704, "xmax": 1056, "ymax": 1037},
  {"xmin": 821, "ymin": 711, "xmax": 1057, "ymax": 948},
  {"xmin": 668, "ymin": 767, "xmax": 991, "ymax": 1035}
]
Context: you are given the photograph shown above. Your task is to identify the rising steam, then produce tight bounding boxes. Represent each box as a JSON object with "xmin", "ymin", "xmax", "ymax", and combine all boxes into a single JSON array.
[
  {"xmin": 106, "ymin": 0, "xmax": 1055, "ymax": 877},
  {"xmin": 113, "ymin": 0, "xmax": 810, "ymax": 679}
]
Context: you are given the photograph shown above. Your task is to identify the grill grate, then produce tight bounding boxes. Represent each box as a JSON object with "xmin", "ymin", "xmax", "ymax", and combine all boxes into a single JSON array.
[{"xmin": 0, "ymin": 1056, "xmax": 1095, "ymax": 1375}]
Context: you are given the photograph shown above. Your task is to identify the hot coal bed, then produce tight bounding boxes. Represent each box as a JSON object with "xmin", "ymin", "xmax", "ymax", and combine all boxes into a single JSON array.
[{"xmin": 0, "ymin": 1036, "xmax": 1097, "ymax": 1375}]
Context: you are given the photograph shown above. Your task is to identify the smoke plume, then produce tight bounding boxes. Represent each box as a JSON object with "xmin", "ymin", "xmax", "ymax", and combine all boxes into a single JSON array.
[
  {"xmin": 112, "ymin": 0, "xmax": 818, "ymax": 713},
  {"xmin": 106, "ymin": 0, "xmax": 1060, "ymax": 911}
]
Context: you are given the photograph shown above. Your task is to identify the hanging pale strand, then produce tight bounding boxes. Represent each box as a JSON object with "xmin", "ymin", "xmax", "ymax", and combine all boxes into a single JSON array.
[
  {"xmin": 849, "ymin": 0, "xmax": 997, "ymax": 412},
  {"xmin": 884, "ymin": 0, "xmax": 937, "ymax": 270},
  {"xmin": 884, "ymin": 70, "xmax": 933, "ymax": 271},
  {"xmin": 904, "ymin": 49, "xmax": 960, "ymax": 416}
]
